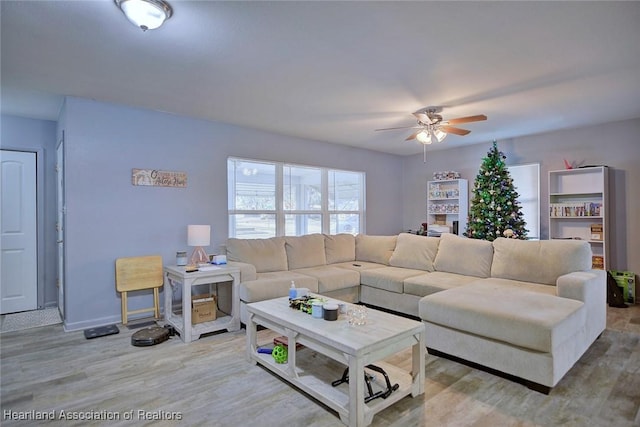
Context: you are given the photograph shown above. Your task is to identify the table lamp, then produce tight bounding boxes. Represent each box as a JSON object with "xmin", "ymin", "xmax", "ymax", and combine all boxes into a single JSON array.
[{"xmin": 188, "ymin": 225, "xmax": 211, "ymax": 266}]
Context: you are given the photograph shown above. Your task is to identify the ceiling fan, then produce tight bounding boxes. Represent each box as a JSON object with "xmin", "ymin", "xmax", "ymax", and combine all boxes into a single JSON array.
[{"xmin": 375, "ymin": 106, "xmax": 487, "ymax": 145}]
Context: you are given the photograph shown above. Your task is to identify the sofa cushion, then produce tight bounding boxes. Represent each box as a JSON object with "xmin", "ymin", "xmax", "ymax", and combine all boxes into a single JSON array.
[
  {"xmin": 403, "ymin": 272, "xmax": 480, "ymax": 297},
  {"xmin": 419, "ymin": 282, "xmax": 585, "ymax": 353},
  {"xmin": 292, "ymin": 266, "xmax": 360, "ymax": 293},
  {"xmin": 491, "ymin": 237, "xmax": 592, "ymax": 285},
  {"xmin": 285, "ymin": 234, "xmax": 327, "ymax": 270},
  {"xmin": 239, "ymin": 271, "xmax": 318, "ymax": 303},
  {"xmin": 434, "ymin": 233, "xmax": 493, "ymax": 278},
  {"xmin": 360, "ymin": 267, "xmax": 425, "ymax": 294},
  {"xmin": 324, "ymin": 233, "xmax": 356, "ymax": 264},
  {"xmin": 389, "ymin": 233, "xmax": 439, "ymax": 272},
  {"xmin": 227, "ymin": 237, "xmax": 288, "ymax": 273},
  {"xmin": 356, "ymin": 235, "xmax": 397, "ymax": 265}
]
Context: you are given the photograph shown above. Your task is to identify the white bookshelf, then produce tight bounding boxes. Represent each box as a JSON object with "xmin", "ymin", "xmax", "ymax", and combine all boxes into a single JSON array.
[
  {"xmin": 427, "ymin": 179, "xmax": 468, "ymax": 235},
  {"xmin": 548, "ymin": 166, "xmax": 609, "ymax": 270}
]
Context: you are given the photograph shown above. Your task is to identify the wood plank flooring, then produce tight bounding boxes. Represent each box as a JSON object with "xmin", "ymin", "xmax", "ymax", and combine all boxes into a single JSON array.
[{"xmin": 1, "ymin": 305, "xmax": 639, "ymax": 427}]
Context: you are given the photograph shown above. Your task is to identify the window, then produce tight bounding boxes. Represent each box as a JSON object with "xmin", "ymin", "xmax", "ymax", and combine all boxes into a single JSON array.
[
  {"xmin": 508, "ymin": 163, "xmax": 540, "ymax": 240},
  {"xmin": 228, "ymin": 158, "xmax": 365, "ymax": 238},
  {"xmin": 328, "ymin": 170, "xmax": 363, "ymax": 235}
]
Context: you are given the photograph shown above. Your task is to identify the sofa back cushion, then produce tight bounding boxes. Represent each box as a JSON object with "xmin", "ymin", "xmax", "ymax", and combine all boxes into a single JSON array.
[
  {"xmin": 226, "ymin": 237, "xmax": 288, "ymax": 273},
  {"xmin": 324, "ymin": 233, "xmax": 356, "ymax": 264},
  {"xmin": 389, "ymin": 233, "xmax": 440, "ymax": 271},
  {"xmin": 285, "ymin": 234, "xmax": 327, "ymax": 269},
  {"xmin": 491, "ymin": 237, "xmax": 592, "ymax": 285},
  {"xmin": 434, "ymin": 233, "xmax": 493, "ymax": 278},
  {"xmin": 355, "ymin": 235, "xmax": 397, "ymax": 265}
]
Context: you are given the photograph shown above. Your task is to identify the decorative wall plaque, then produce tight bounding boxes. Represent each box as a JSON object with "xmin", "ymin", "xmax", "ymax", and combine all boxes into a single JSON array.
[{"xmin": 132, "ymin": 169, "xmax": 187, "ymax": 187}]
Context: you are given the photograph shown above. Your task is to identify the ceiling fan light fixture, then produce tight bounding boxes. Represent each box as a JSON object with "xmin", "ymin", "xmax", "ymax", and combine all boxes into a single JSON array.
[
  {"xmin": 416, "ymin": 128, "xmax": 447, "ymax": 145},
  {"xmin": 434, "ymin": 129, "xmax": 447, "ymax": 142},
  {"xmin": 416, "ymin": 130, "xmax": 432, "ymax": 144},
  {"xmin": 115, "ymin": 0, "xmax": 173, "ymax": 31}
]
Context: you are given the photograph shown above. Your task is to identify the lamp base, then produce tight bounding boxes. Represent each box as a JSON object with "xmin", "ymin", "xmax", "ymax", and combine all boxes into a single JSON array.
[{"xmin": 189, "ymin": 246, "xmax": 209, "ymax": 266}]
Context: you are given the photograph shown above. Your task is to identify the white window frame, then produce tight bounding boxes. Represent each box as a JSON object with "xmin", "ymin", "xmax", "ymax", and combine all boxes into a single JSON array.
[
  {"xmin": 507, "ymin": 163, "xmax": 540, "ymax": 240},
  {"xmin": 228, "ymin": 157, "xmax": 365, "ymax": 237}
]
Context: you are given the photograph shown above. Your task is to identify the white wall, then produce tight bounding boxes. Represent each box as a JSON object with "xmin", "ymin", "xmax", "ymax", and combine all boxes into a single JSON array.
[
  {"xmin": 60, "ymin": 97, "xmax": 404, "ymax": 330},
  {"xmin": 402, "ymin": 117, "xmax": 640, "ymax": 276}
]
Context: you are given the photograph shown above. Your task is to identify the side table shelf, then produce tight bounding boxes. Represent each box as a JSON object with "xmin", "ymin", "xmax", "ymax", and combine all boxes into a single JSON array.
[{"xmin": 163, "ymin": 265, "xmax": 241, "ymax": 343}]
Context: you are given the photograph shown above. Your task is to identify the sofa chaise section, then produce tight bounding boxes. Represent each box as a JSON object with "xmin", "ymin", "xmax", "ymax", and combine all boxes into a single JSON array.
[{"xmin": 419, "ymin": 235, "xmax": 605, "ymax": 393}]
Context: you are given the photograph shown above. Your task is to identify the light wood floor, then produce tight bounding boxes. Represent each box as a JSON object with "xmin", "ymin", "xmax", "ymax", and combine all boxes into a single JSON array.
[{"xmin": 1, "ymin": 305, "xmax": 639, "ymax": 427}]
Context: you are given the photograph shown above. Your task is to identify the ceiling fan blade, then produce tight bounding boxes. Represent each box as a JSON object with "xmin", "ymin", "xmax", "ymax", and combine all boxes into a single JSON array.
[
  {"xmin": 440, "ymin": 125, "xmax": 471, "ymax": 136},
  {"xmin": 412, "ymin": 112, "xmax": 431, "ymax": 124},
  {"xmin": 375, "ymin": 125, "xmax": 420, "ymax": 131},
  {"xmin": 444, "ymin": 114, "xmax": 487, "ymax": 125},
  {"xmin": 405, "ymin": 130, "xmax": 421, "ymax": 141}
]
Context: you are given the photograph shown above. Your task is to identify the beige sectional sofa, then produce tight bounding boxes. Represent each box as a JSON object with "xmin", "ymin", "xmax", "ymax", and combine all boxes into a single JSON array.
[{"xmin": 226, "ymin": 232, "xmax": 605, "ymax": 393}]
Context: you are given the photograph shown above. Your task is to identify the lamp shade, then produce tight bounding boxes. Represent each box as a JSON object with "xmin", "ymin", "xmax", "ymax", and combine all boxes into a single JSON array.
[{"xmin": 187, "ymin": 225, "xmax": 210, "ymax": 247}]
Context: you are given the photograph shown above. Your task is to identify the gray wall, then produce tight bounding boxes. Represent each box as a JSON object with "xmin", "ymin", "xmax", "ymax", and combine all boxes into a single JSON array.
[
  {"xmin": 1, "ymin": 115, "xmax": 58, "ymax": 307},
  {"xmin": 60, "ymin": 97, "xmax": 404, "ymax": 330},
  {"xmin": 402, "ymin": 117, "xmax": 640, "ymax": 276}
]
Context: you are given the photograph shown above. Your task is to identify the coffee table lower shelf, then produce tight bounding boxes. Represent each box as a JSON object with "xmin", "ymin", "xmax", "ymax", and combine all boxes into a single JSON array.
[{"xmin": 252, "ymin": 350, "xmax": 413, "ymax": 425}]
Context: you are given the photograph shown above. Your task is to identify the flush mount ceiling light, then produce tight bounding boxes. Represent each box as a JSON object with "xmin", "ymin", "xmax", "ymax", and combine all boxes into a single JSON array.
[{"xmin": 114, "ymin": 0, "xmax": 173, "ymax": 31}]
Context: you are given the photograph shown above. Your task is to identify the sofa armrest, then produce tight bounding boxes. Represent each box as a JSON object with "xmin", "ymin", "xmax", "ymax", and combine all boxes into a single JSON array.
[
  {"xmin": 556, "ymin": 269, "xmax": 606, "ymax": 342},
  {"xmin": 227, "ymin": 261, "xmax": 257, "ymax": 282},
  {"xmin": 556, "ymin": 270, "xmax": 605, "ymax": 304}
]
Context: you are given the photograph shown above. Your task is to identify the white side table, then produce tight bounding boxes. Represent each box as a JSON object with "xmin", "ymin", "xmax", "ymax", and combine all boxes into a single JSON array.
[{"xmin": 163, "ymin": 265, "xmax": 241, "ymax": 343}]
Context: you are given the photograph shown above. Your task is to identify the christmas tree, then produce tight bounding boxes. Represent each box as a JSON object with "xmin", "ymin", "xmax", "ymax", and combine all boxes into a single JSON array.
[{"xmin": 464, "ymin": 141, "xmax": 528, "ymax": 241}]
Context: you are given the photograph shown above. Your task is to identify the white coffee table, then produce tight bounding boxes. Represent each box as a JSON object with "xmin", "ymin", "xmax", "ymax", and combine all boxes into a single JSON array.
[{"xmin": 246, "ymin": 297, "xmax": 425, "ymax": 427}]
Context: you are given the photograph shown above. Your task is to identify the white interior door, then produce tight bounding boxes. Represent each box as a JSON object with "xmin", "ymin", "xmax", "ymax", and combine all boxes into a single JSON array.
[
  {"xmin": 56, "ymin": 140, "xmax": 65, "ymax": 318},
  {"xmin": 1, "ymin": 150, "xmax": 38, "ymax": 314}
]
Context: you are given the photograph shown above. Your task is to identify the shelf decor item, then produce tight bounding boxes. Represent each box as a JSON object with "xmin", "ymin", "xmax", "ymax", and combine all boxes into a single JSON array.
[{"xmin": 433, "ymin": 171, "xmax": 461, "ymax": 181}]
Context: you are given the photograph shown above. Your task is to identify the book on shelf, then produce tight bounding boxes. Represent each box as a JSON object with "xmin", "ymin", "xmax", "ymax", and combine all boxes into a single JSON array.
[
  {"xmin": 549, "ymin": 202, "xmax": 602, "ymax": 217},
  {"xmin": 591, "ymin": 256, "xmax": 604, "ymax": 270}
]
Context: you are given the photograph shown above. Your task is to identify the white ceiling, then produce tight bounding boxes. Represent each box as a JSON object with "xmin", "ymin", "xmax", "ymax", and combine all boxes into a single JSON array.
[{"xmin": 2, "ymin": 1, "xmax": 639, "ymax": 156}]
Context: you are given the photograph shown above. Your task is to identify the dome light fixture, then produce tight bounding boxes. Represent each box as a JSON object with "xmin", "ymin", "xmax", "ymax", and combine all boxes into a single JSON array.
[{"xmin": 114, "ymin": 0, "xmax": 173, "ymax": 31}]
